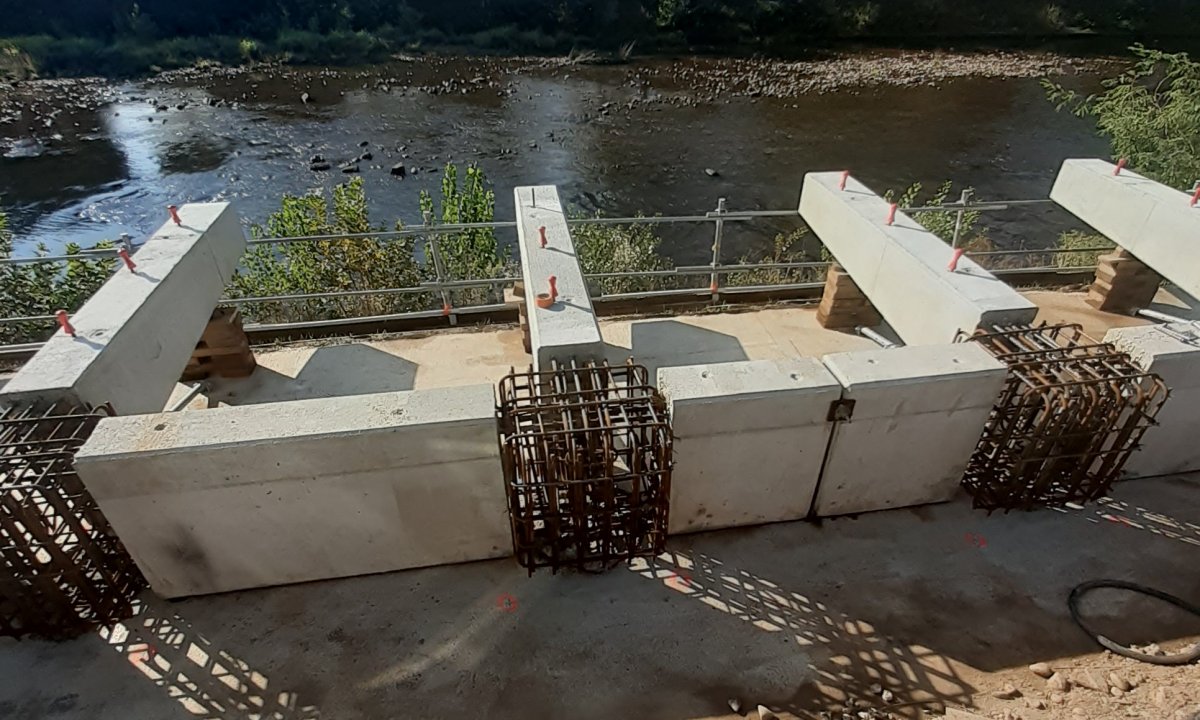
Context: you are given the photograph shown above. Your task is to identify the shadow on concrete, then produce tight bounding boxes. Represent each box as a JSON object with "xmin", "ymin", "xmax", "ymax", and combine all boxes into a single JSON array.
[
  {"xmin": 207, "ymin": 343, "xmax": 417, "ymax": 406},
  {"xmin": 1148, "ymin": 283, "xmax": 1200, "ymax": 322},
  {"xmin": 622, "ymin": 318, "xmax": 749, "ymax": 383},
  {"xmin": 98, "ymin": 597, "xmax": 320, "ymax": 719}
]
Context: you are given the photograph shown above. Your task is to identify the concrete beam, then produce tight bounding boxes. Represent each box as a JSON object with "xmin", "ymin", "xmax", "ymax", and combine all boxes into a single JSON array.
[
  {"xmin": 799, "ymin": 172, "xmax": 1037, "ymax": 345},
  {"xmin": 74, "ymin": 385, "xmax": 508, "ymax": 598},
  {"xmin": 514, "ymin": 185, "xmax": 604, "ymax": 371},
  {"xmin": 1, "ymin": 203, "xmax": 246, "ymax": 414},
  {"xmin": 657, "ymin": 359, "xmax": 842, "ymax": 533},
  {"xmin": 1106, "ymin": 323, "xmax": 1200, "ymax": 478},
  {"xmin": 1051, "ymin": 159, "xmax": 1200, "ymax": 301},
  {"xmin": 814, "ymin": 343, "xmax": 1006, "ymax": 517}
]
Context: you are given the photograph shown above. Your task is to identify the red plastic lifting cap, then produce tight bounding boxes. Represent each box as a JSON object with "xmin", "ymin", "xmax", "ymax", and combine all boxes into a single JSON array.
[
  {"xmin": 1190, "ymin": 187, "xmax": 1200, "ymax": 207},
  {"xmin": 885, "ymin": 203, "xmax": 898, "ymax": 226},
  {"xmin": 548, "ymin": 275, "xmax": 558, "ymax": 301},
  {"xmin": 839, "ymin": 170, "xmax": 850, "ymax": 191},
  {"xmin": 55, "ymin": 310, "xmax": 76, "ymax": 337},
  {"xmin": 1113, "ymin": 158, "xmax": 1127, "ymax": 176},
  {"xmin": 168, "ymin": 205, "xmax": 181, "ymax": 225},
  {"xmin": 947, "ymin": 247, "xmax": 966, "ymax": 272},
  {"xmin": 118, "ymin": 248, "xmax": 136, "ymax": 271},
  {"xmin": 538, "ymin": 226, "xmax": 548, "ymax": 248}
]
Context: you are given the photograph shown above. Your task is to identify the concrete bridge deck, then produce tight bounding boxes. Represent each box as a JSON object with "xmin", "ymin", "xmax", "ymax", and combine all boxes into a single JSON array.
[{"xmin": 178, "ymin": 289, "xmax": 1171, "ymax": 409}]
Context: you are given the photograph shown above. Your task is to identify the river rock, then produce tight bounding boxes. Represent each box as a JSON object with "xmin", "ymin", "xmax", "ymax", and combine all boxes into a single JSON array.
[
  {"xmin": 1028, "ymin": 662, "xmax": 1052, "ymax": 678},
  {"xmin": 310, "ymin": 161, "xmax": 331, "ymax": 171},
  {"xmin": 359, "ymin": 140, "xmax": 369, "ymax": 147},
  {"xmin": 310, "ymin": 154, "xmax": 324, "ymax": 163},
  {"xmin": 301, "ymin": 92, "xmax": 310, "ymax": 104},
  {"xmin": 359, "ymin": 151, "xmax": 373, "ymax": 161},
  {"xmin": 1046, "ymin": 673, "xmax": 1070, "ymax": 693},
  {"xmin": 340, "ymin": 163, "xmax": 359, "ymax": 173},
  {"xmin": 390, "ymin": 163, "xmax": 406, "ymax": 178},
  {"xmin": 705, "ymin": 167, "xmax": 720, "ymax": 177},
  {"xmin": 727, "ymin": 698, "xmax": 741, "ymax": 713}
]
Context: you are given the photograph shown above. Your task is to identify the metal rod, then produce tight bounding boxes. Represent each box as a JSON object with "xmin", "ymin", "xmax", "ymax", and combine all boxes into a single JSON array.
[
  {"xmin": 169, "ymin": 382, "xmax": 209, "ymax": 412},
  {"xmin": 857, "ymin": 326, "xmax": 900, "ymax": 349},
  {"xmin": 0, "ymin": 249, "xmax": 120, "ymax": 266},
  {"xmin": 1136, "ymin": 308, "xmax": 1195, "ymax": 325},
  {"xmin": 710, "ymin": 198, "xmax": 726, "ymax": 300}
]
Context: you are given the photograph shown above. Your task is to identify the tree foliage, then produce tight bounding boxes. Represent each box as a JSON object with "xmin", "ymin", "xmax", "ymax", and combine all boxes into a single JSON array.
[
  {"xmin": 0, "ymin": 211, "xmax": 114, "ymax": 345},
  {"xmin": 1044, "ymin": 45, "xmax": 1200, "ymax": 190}
]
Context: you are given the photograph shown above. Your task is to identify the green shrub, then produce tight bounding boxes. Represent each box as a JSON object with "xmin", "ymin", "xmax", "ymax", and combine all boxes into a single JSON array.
[
  {"xmin": 1054, "ymin": 230, "xmax": 1113, "ymax": 268},
  {"xmin": 572, "ymin": 218, "xmax": 674, "ymax": 295},
  {"xmin": 0, "ymin": 211, "xmax": 114, "ymax": 344}
]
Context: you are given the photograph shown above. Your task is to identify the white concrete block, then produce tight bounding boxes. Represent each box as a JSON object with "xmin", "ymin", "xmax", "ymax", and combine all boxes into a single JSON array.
[
  {"xmin": 814, "ymin": 343, "xmax": 1006, "ymax": 517},
  {"xmin": 1, "ymin": 203, "xmax": 246, "ymax": 414},
  {"xmin": 75, "ymin": 384, "xmax": 508, "ymax": 597},
  {"xmin": 514, "ymin": 185, "xmax": 604, "ymax": 370},
  {"xmin": 799, "ymin": 172, "xmax": 1037, "ymax": 345},
  {"xmin": 1052, "ymin": 159, "xmax": 1200, "ymax": 300},
  {"xmin": 658, "ymin": 359, "xmax": 842, "ymax": 533},
  {"xmin": 1106, "ymin": 323, "xmax": 1200, "ymax": 478}
]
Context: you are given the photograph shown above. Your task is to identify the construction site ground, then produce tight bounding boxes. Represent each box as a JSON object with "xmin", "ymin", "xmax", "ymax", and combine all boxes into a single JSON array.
[{"xmin": 0, "ymin": 473, "xmax": 1197, "ymax": 720}]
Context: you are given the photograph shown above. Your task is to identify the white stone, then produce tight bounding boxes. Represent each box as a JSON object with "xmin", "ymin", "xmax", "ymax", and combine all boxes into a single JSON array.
[
  {"xmin": 799, "ymin": 172, "xmax": 1037, "ymax": 345},
  {"xmin": 1, "ymin": 203, "xmax": 246, "ymax": 414},
  {"xmin": 1105, "ymin": 323, "xmax": 1200, "ymax": 478},
  {"xmin": 657, "ymin": 359, "xmax": 842, "ymax": 533},
  {"xmin": 1051, "ymin": 158, "xmax": 1200, "ymax": 301},
  {"xmin": 814, "ymin": 343, "xmax": 1006, "ymax": 517},
  {"xmin": 514, "ymin": 185, "xmax": 603, "ymax": 371},
  {"xmin": 75, "ymin": 384, "xmax": 508, "ymax": 598}
]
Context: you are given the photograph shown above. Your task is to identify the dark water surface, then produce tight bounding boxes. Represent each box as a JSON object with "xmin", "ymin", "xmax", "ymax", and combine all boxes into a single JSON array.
[{"xmin": 0, "ymin": 54, "xmax": 1109, "ymax": 262}]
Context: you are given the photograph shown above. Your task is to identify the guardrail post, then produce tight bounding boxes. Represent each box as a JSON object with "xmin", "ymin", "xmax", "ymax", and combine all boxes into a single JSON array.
[
  {"xmin": 709, "ymin": 197, "xmax": 726, "ymax": 302},
  {"xmin": 951, "ymin": 188, "xmax": 974, "ymax": 250},
  {"xmin": 423, "ymin": 209, "xmax": 457, "ymax": 327}
]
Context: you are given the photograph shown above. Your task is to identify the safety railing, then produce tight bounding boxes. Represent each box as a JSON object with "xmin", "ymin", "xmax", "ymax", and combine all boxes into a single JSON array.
[{"xmin": 0, "ymin": 197, "xmax": 1112, "ymax": 355}]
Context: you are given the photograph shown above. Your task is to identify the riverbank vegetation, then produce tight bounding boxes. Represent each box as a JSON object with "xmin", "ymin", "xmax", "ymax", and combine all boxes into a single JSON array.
[{"xmin": 3, "ymin": 0, "xmax": 1199, "ymax": 78}]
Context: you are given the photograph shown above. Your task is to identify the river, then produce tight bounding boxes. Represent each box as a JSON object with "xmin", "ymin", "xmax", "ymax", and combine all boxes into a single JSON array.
[{"xmin": 0, "ymin": 50, "xmax": 1111, "ymax": 263}]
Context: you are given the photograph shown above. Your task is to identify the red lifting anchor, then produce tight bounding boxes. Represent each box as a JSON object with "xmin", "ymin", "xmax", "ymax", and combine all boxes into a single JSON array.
[
  {"xmin": 885, "ymin": 203, "xmax": 898, "ymax": 226},
  {"xmin": 947, "ymin": 247, "xmax": 966, "ymax": 272},
  {"xmin": 168, "ymin": 205, "xmax": 181, "ymax": 225},
  {"xmin": 117, "ymin": 248, "xmax": 136, "ymax": 272},
  {"xmin": 535, "ymin": 276, "xmax": 558, "ymax": 309},
  {"xmin": 839, "ymin": 170, "xmax": 850, "ymax": 191},
  {"xmin": 1190, "ymin": 185, "xmax": 1200, "ymax": 207},
  {"xmin": 538, "ymin": 226, "xmax": 548, "ymax": 248},
  {"xmin": 1113, "ymin": 158, "xmax": 1127, "ymax": 176},
  {"xmin": 55, "ymin": 310, "xmax": 76, "ymax": 337}
]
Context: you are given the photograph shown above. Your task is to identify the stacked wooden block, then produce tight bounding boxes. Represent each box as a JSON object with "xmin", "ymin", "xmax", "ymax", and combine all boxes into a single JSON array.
[
  {"xmin": 1086, "ymin": 249, "xmax": 1163, "ymax": 314},
  {"xmin": 181, "ymin": 307, "xmax": 256, "ymax": 381},
  {"xmin": 505, "ymin": 281, "xmax": 533, "ymax": 355},
  {"xmin": 816, "ymin": 264, "xmax": 881, "ymax": 330}
]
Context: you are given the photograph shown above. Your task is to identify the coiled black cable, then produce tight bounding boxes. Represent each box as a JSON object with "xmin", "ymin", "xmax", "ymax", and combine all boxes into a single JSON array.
[{"xmin": 1069, "ymin": 580, "xmax": 1200, "ymax": 666}]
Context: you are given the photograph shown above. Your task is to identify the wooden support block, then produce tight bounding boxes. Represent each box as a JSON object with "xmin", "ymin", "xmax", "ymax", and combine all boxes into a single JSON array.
[
  {"xmin": 816, "ymin": 264, "xmax": 881, "ymax": 330},
  {"xmin": 181, "ymin": 308, "xmax": 257, "ymax": 381}
]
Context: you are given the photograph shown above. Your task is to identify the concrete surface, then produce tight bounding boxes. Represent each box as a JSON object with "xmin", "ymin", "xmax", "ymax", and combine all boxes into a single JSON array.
[
  {"xmin": 1051, "ymin": 158, "xmax": 1200, "ymax": 302},
  {"xmin": 514, "ymin": 185, "xmax": 604, "ymax": 370},
  {"xmin": 74, "ymin": 385, "xmax": 508, "ymax": 598},
  {"xmin": 799, "ymin": 172, "xmax": 1037, "ymax": 345},
  {"xmin": 1106, "ymin": 323, "xmax": 1200, "ymax": 479},
  {"xmin": 194, "ymin": 306, "xmax": 879, "ymax": 406},
  {"xmin": 814, "ymin": 344, "xmax": 1007, "ymax": 517},
  {"xmin": 0, "ymin": 203, "xmax": 246, "ymax": 415},
  {"xmin": 2, "ymin": 474, "xmax": 1197, "ymax": 720},
  {"xmin": 657, "ymin": 359, "xmax": 842, "ymax": 534}
]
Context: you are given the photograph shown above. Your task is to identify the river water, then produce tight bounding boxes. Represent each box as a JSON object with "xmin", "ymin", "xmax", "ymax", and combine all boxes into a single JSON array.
[{"xmin": 0, "ymin": 51, "xmax": 1110, "ymax": 263}]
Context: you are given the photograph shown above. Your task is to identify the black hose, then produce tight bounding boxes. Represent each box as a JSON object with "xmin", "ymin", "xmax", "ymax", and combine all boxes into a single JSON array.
[{"xmin": 1069, "ymin": 579, "xmax": 1200, "ymax": 666}]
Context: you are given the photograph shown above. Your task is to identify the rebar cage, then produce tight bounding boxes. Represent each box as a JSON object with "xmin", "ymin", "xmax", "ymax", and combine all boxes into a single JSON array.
[
  {"xmin": 0, "ymin": 401, "xmax": 144, "ymax": 638},
  {"xmin": 959, "ymin": 323, "xmax": 1168, "ymax": 512},
  {"xmin": 497, "ymin": 360, "xmax": 672, "ymax": 574}
]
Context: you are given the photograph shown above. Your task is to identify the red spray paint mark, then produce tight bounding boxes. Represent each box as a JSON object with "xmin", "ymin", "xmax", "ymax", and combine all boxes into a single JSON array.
[
  {"xmin": 964, "ymin": 532, "xmax": 988, "ymax": 549},
  {"xmin": 496, "ymin": 593, "xmax": 518, "ymax": 613}
]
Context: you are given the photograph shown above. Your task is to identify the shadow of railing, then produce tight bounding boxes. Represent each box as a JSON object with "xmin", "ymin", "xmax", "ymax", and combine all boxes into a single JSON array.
[
  {"xmin": 97, "ymin": 597, "xmax": 320, "ymax": 719},
  {"xmin": 630, "ymin": 549, "xmax": 977, "ymax": 718}
]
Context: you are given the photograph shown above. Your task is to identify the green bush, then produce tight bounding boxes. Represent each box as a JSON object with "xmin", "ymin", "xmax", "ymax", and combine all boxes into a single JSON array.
[
  {"xmin": 1054, "ymin": 230, "xmax": 1113, "ymax": 268},
  {"xmin": 0, "ymin": 211, "xmax": 114, "ymax": 344},
  {"xmin": 572, "ymin": 218, "xmax": 674, "ymax": 295}
]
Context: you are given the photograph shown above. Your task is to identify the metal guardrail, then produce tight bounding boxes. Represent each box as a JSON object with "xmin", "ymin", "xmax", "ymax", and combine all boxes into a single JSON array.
[{"xmin": 0, "ymin": 197, "xmax": 1109, "ymax": 349}]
